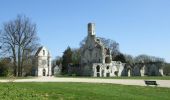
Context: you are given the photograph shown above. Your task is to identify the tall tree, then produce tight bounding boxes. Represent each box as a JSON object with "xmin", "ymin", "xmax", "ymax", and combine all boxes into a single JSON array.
[
  {"xmin": 124, "ymin": 54, "xmax": 134, "ymax": 64},
  {"xmin": 113, "ymin": 53, "xmax": 126, "ymax": 63},
  {"xmin": 62, "ymin": 47, "xmax": 73, "ymax": 74},
  {"xmin": 98, "ymin": 37, "xmax": 119, "ymax": 57},
  {"xmin": 0, "ymin": 15, "xmax": 39, "ymax": 76},
  {"xmin": 71, "ymin": 48, "xmax": 80, "ymax": 65}
]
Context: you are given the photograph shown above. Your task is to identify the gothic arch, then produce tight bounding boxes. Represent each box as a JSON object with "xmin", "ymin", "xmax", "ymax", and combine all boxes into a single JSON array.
[
  {"xmin": 43, "ymin": 69, "xmax": 46, "ymax": 76},
  {"xmin": 96, "ymin": 65, "xmax": 100, "ymax": 72},
  {"xmin": 105, "ymin": 57, "xmax": 111, "ymax": 63},
  {"xmin": 96, "ymin": 65, "xmax": 100, "ymax": 77}
]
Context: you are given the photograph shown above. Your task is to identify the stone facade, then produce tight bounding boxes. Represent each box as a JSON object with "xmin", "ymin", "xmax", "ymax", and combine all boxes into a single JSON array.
[
  {"xmin": 141, "ymin": 62, "xmax": 164, "ymax": 76},
  {"xmin": 80, "ymin": 23, "xmax": 125, "ymax": 76},
  {"xmin": 80, "ymin": 23, "xmax": 164, "ymax": 77},
  {"xmin": 92, "ymin": 61, "xmax": 125, "ymax": 77},
  {"xmin": 119, "ymin": 62, "xmax": 164, "ymax": 77},
  {"xmin": 33, "ymin": 46, "xmax": 52, "ymax": 76}
]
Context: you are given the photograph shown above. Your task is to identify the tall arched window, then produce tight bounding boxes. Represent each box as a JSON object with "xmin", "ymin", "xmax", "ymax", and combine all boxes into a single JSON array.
[
  {"xmin": 105, "ymin": 57, "xmax": 111, "ymax": 63},
  {"xmin": 43, "ymin": 69, "xmax": 46, "ymax": 76},
  {"xmin": 106, "ymin": 66, "xmax": 109, "ymax": 70},
  {"xmin": 96, "ymin": 65, "xmax": 100, "ymax": 72}
]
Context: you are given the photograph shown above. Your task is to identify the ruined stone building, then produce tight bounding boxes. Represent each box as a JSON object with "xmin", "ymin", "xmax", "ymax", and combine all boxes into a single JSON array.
[
  {"xmin": 80, "ymin": 23, "xmax": 164, "ymax": 77},
  {"xmin": 80, "ymin": 23, "xmax": 125, "ymax": 77},
  {"xmin": 132, "ymin": 62, "xmax": 164, "ymax": 76},
  {"xmin": 33, "ymin": 46, "xmax": 52, "ymax": 76}
]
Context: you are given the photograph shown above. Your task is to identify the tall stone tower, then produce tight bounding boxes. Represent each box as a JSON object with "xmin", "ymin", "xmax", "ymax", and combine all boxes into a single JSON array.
[{"xmin": 88, "ymin": 23, "xmax": 95, "ymax": 36}]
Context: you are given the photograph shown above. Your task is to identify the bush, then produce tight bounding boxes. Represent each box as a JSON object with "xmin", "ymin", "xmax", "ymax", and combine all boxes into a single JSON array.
[
  {"xmin": 71, "ymin": 73, "xmax": 76, "ymax": 77},
  {"xmin": 0, "ymin": 63, "xmax": 9, "ymax": 76},
  {"xmin": 163, "ymin": 63, "xmax": 170, "ymax": 76}
]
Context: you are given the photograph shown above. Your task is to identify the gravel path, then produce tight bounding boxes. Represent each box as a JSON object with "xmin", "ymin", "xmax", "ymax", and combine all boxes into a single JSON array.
[{"xmin": 0, "ymin": 77, "xmax": 170, "ymax": 88}]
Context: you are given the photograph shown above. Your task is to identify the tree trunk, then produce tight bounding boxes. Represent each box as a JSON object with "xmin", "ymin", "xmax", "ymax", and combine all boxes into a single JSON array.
[
  {"xmin": 12, "ymin": 46, "xmax": 18, "ymax": 76},
  {"xmin": 18, "ymin": 46, "xmax": 21, "ymax": 77}
]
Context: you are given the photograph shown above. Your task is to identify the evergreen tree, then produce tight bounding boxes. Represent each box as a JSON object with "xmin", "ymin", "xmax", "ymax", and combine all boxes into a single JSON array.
[{"xmin": 61, "ymin": 47, "xmax": 72, "ymax": 74}]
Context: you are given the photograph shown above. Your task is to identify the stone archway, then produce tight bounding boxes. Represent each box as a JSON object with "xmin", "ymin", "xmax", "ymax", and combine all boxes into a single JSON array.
[
  {"xmin": 96, "ymin": 65, "xmax": 100, "ymax": 77},
  {"xmin": 96, "ymin": 65, "xmax": 100, "ymax": 72},
  {"xmin": 43, "ymin": 69, "xmax": 46, "ymax": 76}
]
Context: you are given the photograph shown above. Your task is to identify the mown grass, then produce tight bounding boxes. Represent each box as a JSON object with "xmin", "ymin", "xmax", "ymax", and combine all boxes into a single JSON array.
[
  {"xmin": 0, "ymin": 76, "xmax": 37, "ymax": 80},
  {"xmin": 1, "ymin": 76, "xmax": 170, "ymax": 80},
  {"xmin": 0, "ymin": 82, "xmax": 170, "ymax": 100},
  {"xmin": 101, "ymin": 76, "xmax": 170, "ymax": 80},
  {"xmin": 56, "ymin": 75, "xmax": 170, "ymax": 80}
]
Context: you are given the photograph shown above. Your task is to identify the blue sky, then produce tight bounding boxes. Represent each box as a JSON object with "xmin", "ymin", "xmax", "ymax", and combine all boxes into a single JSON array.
[{"xmin": 0, "ymin": 0, "xmax": 170, "ymax": 62}]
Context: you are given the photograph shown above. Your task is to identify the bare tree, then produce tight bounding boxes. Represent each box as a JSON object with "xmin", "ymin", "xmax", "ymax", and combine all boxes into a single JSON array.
[
  {"xmin": 0, "ymin": 15, "xmax": 39, "ymax": 77},
  {"xmin": 134, "ymin": 54, "xmax": 165, "ymax": 63},
  {"xmin": 124, "ymin": 54, "xmax": 134, "ymax": 64},
  {"xmin": 98, "ymin": 37, "xmax": 119, "ymax": 58},
  {"xmin": 80, "ymin": 36, "xmax": 120, "ymax": 58}
]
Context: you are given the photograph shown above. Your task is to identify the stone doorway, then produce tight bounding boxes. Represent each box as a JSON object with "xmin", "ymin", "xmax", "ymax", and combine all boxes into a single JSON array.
[
  {"xmin": 96, "ymin": 65, "xmax": 100, "ymax": 77},
  {"xmin": 97, "ymin": 73, "xmax": 100, "ymax": 77},
  {"xmin": 106, "ymin": 73, "xmax": 110, "ymax": 77},
  {"xmin": 43, "ymin": 69, "xmax": 46, "ymax": 76}
]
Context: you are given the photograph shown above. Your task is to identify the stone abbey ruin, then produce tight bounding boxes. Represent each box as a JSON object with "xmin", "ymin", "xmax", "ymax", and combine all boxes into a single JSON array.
[{"xmin": 34, "ymin": 23, "xmax": 164, "ymax": 77}]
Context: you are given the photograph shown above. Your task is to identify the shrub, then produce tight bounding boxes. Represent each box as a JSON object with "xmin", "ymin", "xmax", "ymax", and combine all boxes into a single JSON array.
[{"xmin": 0, "ymin": 63, "xmax": 9, "ymax": 76}]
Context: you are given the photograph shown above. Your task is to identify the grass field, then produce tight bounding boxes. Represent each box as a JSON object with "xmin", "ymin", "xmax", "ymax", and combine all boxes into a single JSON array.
[
  {"xmin": 0, "ymin": 76, "xmax": 37, "ymax": 80},
  {"xmin": 0, "ymin": 82, "xmax": 170, "ymax": 100},
  {"xmin": 100, "ymin": 76, "xmax": 170, "ymax": 80},
  {"xmin": 56, "ymin": 76, "xmax": 170, "ymax": 80},
  {"xmin": 1, "ymin": 76, "xmax": 170, "ymax": 80}
]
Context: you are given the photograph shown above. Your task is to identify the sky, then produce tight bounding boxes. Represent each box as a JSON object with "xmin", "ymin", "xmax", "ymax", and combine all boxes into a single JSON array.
[{"xmin": 0, "ymin": 0, "xmax": 170, "ymax": 62}]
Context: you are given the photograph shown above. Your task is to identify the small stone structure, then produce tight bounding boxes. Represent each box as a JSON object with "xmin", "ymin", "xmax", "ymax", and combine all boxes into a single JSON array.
[
  {"xmin": 33, "ymin": 46, "xmax": 52, "ymax": 76},
  {"xmin": 53, "ymin": 64, "xmax": 61, "ymax": 75}
]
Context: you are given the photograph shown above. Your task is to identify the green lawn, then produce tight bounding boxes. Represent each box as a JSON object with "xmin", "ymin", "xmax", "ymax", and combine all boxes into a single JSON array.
[
  {"xmin": 0, "ymin": 82, "xmax": 170, "ymax": 100},
  {"xmin": 100, "ymin": 76, "xmax": 170, "ymax": 80},
  {"xmin": 0, "ymin": 76, "xmax": 37, "ymax": 80},
  {"xmin": 56, "ymin": 75, "xmax": 170, "ymax": 80},
  {"xmin": 1, "ymin": 76, "xmax": 170, "ymax": 80}
]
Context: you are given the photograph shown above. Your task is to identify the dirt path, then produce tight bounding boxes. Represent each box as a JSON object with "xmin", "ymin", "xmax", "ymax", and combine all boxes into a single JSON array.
[{"xmin": 0, "ymin": 77, "xmax": 170, "ymax": 88}]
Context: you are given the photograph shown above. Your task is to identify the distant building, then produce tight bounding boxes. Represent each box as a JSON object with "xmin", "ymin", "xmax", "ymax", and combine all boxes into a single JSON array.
[
  {"xmin": 33, "ymin": 46, "xmax": 52, "ymax": 76},
  {"xmin": 53, "ymin": 64, "xmax": 61, "ymax": 75}
]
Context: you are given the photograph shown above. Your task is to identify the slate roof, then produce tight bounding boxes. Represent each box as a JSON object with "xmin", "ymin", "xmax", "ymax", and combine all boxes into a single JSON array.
[{"xmin": 35, "ymin": 46, "xmax": 43, "ymax": 56}]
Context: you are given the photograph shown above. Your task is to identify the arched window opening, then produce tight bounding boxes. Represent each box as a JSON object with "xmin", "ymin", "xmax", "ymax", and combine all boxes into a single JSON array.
[
  {"xmin": 105, "ymin": 57, "xmax": 111, "ymax": 63},
  {"xmin": 43, "ymin": 69, "xmax": 46, "ymax": 76},
  {"xmin": 96, "ymin": 65, "xmax": 100, "ymax": 72},
  {"xmin": 106, "ymin": 66, "xmax": 109, "ymax": 70}
]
